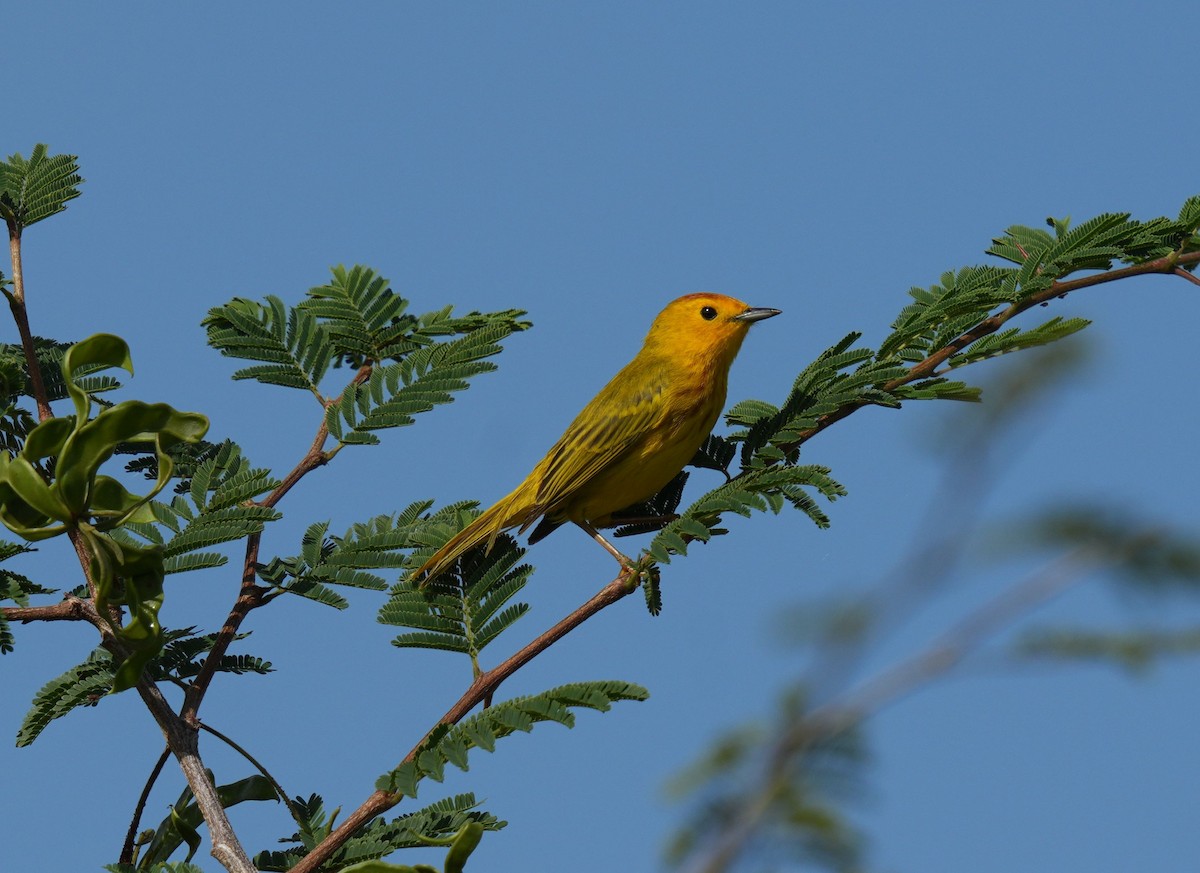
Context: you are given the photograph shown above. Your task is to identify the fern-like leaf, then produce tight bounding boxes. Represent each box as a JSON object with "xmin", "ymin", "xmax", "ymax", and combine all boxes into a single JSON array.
[
  {"xmin": 327, "ymin": 322, "xmax": 520, "ymax": 445},
  {"xmin": 376, "ymin": 681, "xmax": 649, "ymax": 797},
  {"xmin": 381, "ymin": 528, "xmax": 531, "ymax": 661},
  {"xmin": 647, "ymin": 465, "xmax": 845, "ymax": 563},
  {"xmin": 17, "ymin": 649, "xmax": 114, "ymax": 746},
  {"xmin": 301, "ymin": 265, "xmax": 420, "ymax": 365},
  {"xmin": 203, "ymin": 295, "xmax": 333, "ymax": 397},
  {"xmin": 0, "ymin": 145, "xmax": 84, "ymax": 230}
]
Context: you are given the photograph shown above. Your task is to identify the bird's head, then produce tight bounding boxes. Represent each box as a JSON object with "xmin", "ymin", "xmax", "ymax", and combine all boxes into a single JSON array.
[{"xmin": 644, "ymin": 293, "xmax": 781, "ymax": 369}]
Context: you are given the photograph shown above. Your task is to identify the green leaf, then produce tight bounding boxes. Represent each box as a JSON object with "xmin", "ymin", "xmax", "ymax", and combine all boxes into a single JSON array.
[
  {"xmin": 949, "ymin": 316, "xmax": 1090, "ymax": 368},
  {"xmin": 0, "ymin": 144, "xmax": 84, "ymax": 231},
  {"xmin": 301, "ymin": 265, "xmax": 420, "ymax": 365},
  {"xmin": 376, "ymin": 681, "xmax": 648, "ymax": 797},
  {"xmin": 16, "ymin": 649, "xmax": 114, "ymax": 746},
  {"xmin": 203, "ymin": 295, "xmax": 333, "ymax": 397},
  {"xmin": 380, "ymin": 519, "xmax": 531, "ymax": 662},
  {"xmin": 647, "ymin": 465, "xmax": 845, "ymax": 563},
  {"xmin": 327, "ymin": 320, "xmax": 527, "ymax": 445}
]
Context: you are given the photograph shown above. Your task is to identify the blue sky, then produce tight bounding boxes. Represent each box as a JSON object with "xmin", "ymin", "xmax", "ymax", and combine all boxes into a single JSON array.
[{"xmin": 3, "ymin": 3, "xmax": 1198, "ymax": 872}]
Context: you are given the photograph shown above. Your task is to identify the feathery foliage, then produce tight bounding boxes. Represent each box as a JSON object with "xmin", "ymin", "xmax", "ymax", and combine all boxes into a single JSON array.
[
  {"xmin": 255, "ymin": 792, "xmax": 502, "ymax": 872},
  {"xmin": 259, "ymin": 504, "xmax": 441, "ymax": 609},
  {"xmin": 203, "ymin": 296, "xmax": 333, "ymax": 397},
  {"xmin": 1016, "ymin": 626, "xmax": 1200, "ymax": 675},
  {"xmin": 147, "ymin": 627, "xmax": 273, "ymax": 682},
  {"xmin": 377, "ymin": 681, "xmax": 649, "ymax": 798},
  {"xmin": 114, "ymin": 441, "xmax": 281, "ymax": 575},
  {"xmin": 17, "ymin": 648, "xmax": 114, "ymax": 746},
  {"xmin": 205, "ymin": 266, "xmax": 530, "ymax": 435},
  {"xmin": 0, "ymin": 144, "xmax": 83, "ymax": 233},
  {"xmin": 0, "ymin": 539, "xmax": 50, "ymax": 654},
  {"xmin": 326, "ymin": 320, "xmax": 526, "ymax": 446},
  {"xmin": 15, "ymin": 627, "xmax": 270, "ymax": 746},
  {"xmin": 381, "ymin": 520, "xmax": 531, "ymax": 667}
]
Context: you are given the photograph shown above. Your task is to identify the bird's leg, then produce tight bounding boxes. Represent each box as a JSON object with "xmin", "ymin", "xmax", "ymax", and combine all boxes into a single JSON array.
[
  {"xmin": 576, "ymin": 521, "xmax": 656, "ymax": 592},
  {"xmin": 575, "ymin": 521, "xmax": 635, "ymax": 568}
]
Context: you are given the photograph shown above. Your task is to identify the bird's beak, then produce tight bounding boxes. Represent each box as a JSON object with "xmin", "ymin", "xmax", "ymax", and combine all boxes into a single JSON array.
[{"xmin": 732, "ymin": 306, "xmax": 782, "ymax": 323}]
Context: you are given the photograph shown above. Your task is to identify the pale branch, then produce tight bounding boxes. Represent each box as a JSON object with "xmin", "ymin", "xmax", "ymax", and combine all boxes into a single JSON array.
[
  {"xmin": 134, "ymin": 679, "xmax": 256, "ymax": 873},
  {"xmin": 291, "ymin": 250, "xmax": 1198, "ymax": 872},
  {"xmin": 287, "ymin": 570, "xmax": 639, "ymax": 873},
  {"xmin": 4, "ymin": 231, "xmax": 53, "ymax": 421}
]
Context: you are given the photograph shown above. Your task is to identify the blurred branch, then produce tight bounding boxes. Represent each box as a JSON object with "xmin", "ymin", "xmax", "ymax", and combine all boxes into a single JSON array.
[{"xmin": 688, "ymin": 545, "xmax": 1109, "ymax": 873}]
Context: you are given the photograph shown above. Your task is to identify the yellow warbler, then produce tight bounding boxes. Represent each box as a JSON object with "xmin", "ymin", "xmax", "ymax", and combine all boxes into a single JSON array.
[{"xmin": 415, "ymin": 293, "xmax": 780, "ymax": 581}]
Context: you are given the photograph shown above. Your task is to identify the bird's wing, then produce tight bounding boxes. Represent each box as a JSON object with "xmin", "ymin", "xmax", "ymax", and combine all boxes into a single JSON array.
[{"xmin": 524, "ymin": 370, "xmax": 667, "ymax": 523}]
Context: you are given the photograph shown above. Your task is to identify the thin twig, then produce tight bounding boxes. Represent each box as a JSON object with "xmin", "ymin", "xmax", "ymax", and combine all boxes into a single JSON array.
[
  {"xmin": 180, "ymin": 419, "xmax": 331, "ymax": 723},
  {"xmin": 199, "ymin": 721, "xmax": 305, "ymax": 827},
  {"xmin": 4, "ymin": 230, "xmax": 52, "ymax": 421},
  {"xmin": 120, "ymin": 746, "xmax": 171, "ymax": 864},
  {"xmin": 1174, "ymin": 266, "xmax": 1200, "ymax": 287}
]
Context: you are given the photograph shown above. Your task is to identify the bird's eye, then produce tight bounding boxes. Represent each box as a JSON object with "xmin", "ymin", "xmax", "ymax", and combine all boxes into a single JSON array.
[{"xmin": 700, "ymin": 305, "xmax": 718, "ymax": 321}]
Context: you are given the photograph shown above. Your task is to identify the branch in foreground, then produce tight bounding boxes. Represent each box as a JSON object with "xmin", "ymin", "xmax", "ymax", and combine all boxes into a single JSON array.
[{"xmin": 288, "ymin": 570, "xmax": 638, "ymax": 873}]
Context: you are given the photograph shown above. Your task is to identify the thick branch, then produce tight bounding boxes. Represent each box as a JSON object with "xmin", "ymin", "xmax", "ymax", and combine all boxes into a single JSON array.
[
  {"xmin": 2, "ymin": 595, "xmax": 100, "ymax": 624},
  {"xmin": 288, "ymin": 572, "xmax": 637, "ymax": 873},
  {"xmin": 135, "ymin": 680, "xmax": 256, "ymax": 872}
]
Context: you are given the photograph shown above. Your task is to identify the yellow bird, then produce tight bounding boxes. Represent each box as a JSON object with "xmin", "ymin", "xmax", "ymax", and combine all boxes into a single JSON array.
[{"xmin": 415, "ymin": 293, "xmax": 780, "ymax": 581}]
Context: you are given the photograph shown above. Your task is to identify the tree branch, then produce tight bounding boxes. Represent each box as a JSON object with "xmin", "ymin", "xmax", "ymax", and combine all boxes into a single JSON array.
[
  {"xmin": 789, "ymin": 249, "xmax": 1200, "ymax": 449},
  {"xmin": 2, "ymin": 595, "xmax": 100, "ymax": 624},
  {"xmin": 4, "ymin": 230, "xmax": 53, "ymax": 422},
  {"xmin": 180, "ymin": 417, "xmax": 331, "ymax": 723},
  {"xmin": 289, "ymin": 570, "xmax": 638, "ymax": 873},
  {"xmin": 120, "ymin": 745, "xmax": 171, "ymax": 865},
  {"xmin": 134, "ymin": 679, "xmax": 257, "ymax": 872}
]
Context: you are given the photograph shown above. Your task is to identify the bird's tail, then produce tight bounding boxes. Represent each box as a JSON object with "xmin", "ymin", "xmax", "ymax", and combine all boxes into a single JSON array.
[{"xmin": 413, "ymin": 486, "xmax": 533, "ymax": 584}]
